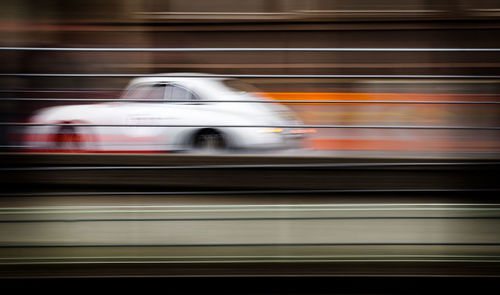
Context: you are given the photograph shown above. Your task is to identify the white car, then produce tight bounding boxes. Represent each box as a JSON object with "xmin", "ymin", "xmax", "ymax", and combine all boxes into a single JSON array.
[{"xmin": 24, "ymin": 73, "xmax": 310, "ymax": 153}]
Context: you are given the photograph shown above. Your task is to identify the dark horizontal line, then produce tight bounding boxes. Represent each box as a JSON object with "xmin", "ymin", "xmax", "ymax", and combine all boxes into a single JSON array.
[
  {"xmin": 2, "ymin": 47, "xmax": 500, "ymax": 52},
  {"xmin": 2, "ymin": 242, "xmax": 500, "ymax": 248},
  {"xmin": 2, "ymin": 188, "xmax": 498, "ymax": 197},
  {"xmin": 2, "ymin": 162, "xmax": 499, "ymax": 171},
  {"xmin": 2, "ymin": 74, "xmax": 500, "ymax": 79},
  {"xmin": 2, "ymin": 98, "xmax": 500, "ymax": 104},
  {"xmin": 0, "ymin": 88, "xmax": 123, "ymax": 92}
]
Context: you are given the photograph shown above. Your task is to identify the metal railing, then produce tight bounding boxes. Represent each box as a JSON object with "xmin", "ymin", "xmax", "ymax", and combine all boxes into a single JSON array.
[
  {"xmin": 2, "ymin": 98, "xmax": 500, "ymax": 104},
  {"xmin": 3, "ymin": 73, "xmax": 500, "ymax": 79}
]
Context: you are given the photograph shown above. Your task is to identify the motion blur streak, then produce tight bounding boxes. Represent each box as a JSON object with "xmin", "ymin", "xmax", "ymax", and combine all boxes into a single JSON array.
[
  {"xmin": 1, "ymin": 0, "xmax": 500, "ymax": 291},
  {"xmin": 268, "ymin": 92, "xmax": 500, "ymax": 152}
]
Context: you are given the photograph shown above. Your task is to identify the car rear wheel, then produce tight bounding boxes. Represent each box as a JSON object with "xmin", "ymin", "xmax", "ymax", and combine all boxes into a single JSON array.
[
  {"xmin": 192, "ymin": 129, "xmax": 226, "ymax": 151},
  {"xmin": 53, "ymin": 126, "xmax": 82, "ymax": 152}
]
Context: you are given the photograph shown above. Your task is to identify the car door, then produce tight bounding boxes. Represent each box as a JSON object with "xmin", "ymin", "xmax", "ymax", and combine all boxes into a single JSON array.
[
  {"xmin": 120, "ymin": 82, "xmax": 206, "ymax": 151},
  {"xmin": 118, "ymin": 82, "xmax": 173, "ymax": 151},
  {"xmin": 161, "ymin": 83, "xmax": 211, "ymax": 148}
]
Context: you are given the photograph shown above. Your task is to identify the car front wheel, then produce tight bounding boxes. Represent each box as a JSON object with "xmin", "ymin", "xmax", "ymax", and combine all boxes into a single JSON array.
[{"xmin": 192, "ymin": 129, "xmax": 226, "ymax": 151}]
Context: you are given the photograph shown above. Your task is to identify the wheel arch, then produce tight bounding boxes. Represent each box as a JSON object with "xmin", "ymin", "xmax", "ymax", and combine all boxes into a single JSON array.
[
  {"xmin": 50, "ymin": 120, "xmax": 98, "ymax": 151},
  {"xmin": 185, "ymin": 127, "xmax": 236, "ymax": 150}
]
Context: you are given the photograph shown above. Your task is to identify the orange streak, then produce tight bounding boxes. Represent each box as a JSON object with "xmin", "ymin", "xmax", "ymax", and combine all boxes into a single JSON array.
[
  {"xmin": 308, "ymin": 138, "xmax": 500, "ymax": 152},
  {"xmin": 265, "ymin": 92, "xmax": 500, "ymax": 104}
]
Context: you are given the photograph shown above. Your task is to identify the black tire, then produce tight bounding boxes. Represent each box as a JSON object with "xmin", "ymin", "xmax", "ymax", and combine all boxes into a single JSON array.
[{"xmin": 192, "ymin": 129, "xmax": 226, "ymax": 151}]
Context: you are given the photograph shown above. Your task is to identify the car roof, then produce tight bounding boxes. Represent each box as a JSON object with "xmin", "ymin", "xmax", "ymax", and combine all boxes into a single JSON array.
[{"xmin": 129, "ymin": 73, "xmax": 228, "ymax": 85}]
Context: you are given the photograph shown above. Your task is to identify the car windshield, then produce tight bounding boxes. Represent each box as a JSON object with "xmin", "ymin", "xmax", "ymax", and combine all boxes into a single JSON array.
[
  {"xmin": 222, "ymin": 79, "xmax": 261, "ymax": 94},
  {"xmin": 221, "ymin": 78, "xmax": 296, "ymax": 120}
]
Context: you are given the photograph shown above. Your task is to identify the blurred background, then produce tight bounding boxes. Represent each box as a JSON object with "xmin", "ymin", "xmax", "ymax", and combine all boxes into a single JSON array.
[
  {"xmin": 1, "ymin": 1, "xmax": 500, "ymax": 292},
  {"xmin": 1, "ymin": 0, "xmax": 500, "ymax": 155}
]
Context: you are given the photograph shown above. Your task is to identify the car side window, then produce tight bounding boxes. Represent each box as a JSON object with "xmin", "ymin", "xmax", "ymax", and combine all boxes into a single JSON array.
[
  {"xmin": 123, "ymin": 83, "xmax": 166, "ymax": 101},
  {"xmin": 165, "ymin": 84, "xmax": 200, "ymax": 103},
  {"xmin": 163, "ymin": 85, "xmax": 174, "ymax": 101},
  {"xmin": 148, "ymin": 84, "xmax": 166, "ymax": 100}
]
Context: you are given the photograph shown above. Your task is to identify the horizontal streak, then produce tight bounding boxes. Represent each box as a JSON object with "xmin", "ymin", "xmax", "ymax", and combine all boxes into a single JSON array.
[
  {"xmin": 120, "ymin": 62, "xmax": 500, "ymax": 69},
  {"xmin": 3, "ymin": 98, "xmax": 500, "ymax": 104},
  {"xmin": 3, "ymin": 254, "xmax": 499, "ymax": 260},
  {"xmin": 1, "ymin": 202, "xmax": 499, "ymax": 210},
  {"xmin": 3, "ymin": 188, "xmax": 498, "ymax": 197},
  {"xmin": 5, "ymin": 88, "xmax": 500, "ymax": 94},
  {"xmin": 2, "ymin": 259, "xmax": 500, "ymax": 266},
  {"xmin": 1, "ymin": 242, "xmax": 500, "ymax": 248},
  {"xmin": 0, "ymin": 88, "xmax": 122, "ymax": 92},
  {"xmin": 2, "ymin": 161, "xmax": 499, "ymax": 171},
  {"xmin": 2, "ymin": 74, "xmax": 500, "ymax": 79},
  {"xmin": 308, "ymin": 138, "xmax": 500, "ymax": 152},
  {"xmin": 7, "ymin": 123, "xmax": 500, "ymax": 130},
  {"xmin": 2, "ymin": 216, "xmax": 500, "ymax": 223},
  {"xmin": 2, "ymin": 47, "xmax": 500, "ymax": 52},
  {"xmin": 2, "ymin": 208, "xmax": 500, "ymax": 215}
]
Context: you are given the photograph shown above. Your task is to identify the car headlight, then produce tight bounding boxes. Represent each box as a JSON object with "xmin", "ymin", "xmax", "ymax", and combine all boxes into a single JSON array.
[{"xmin": 258, "ymin": 128, "xmax": 283, "ymax": 133}]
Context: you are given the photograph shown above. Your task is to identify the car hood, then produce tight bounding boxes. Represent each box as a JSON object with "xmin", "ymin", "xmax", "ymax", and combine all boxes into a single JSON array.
[{"xmin": 227, "ymin": 92, "xmax": 302, "ymax": 126}]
